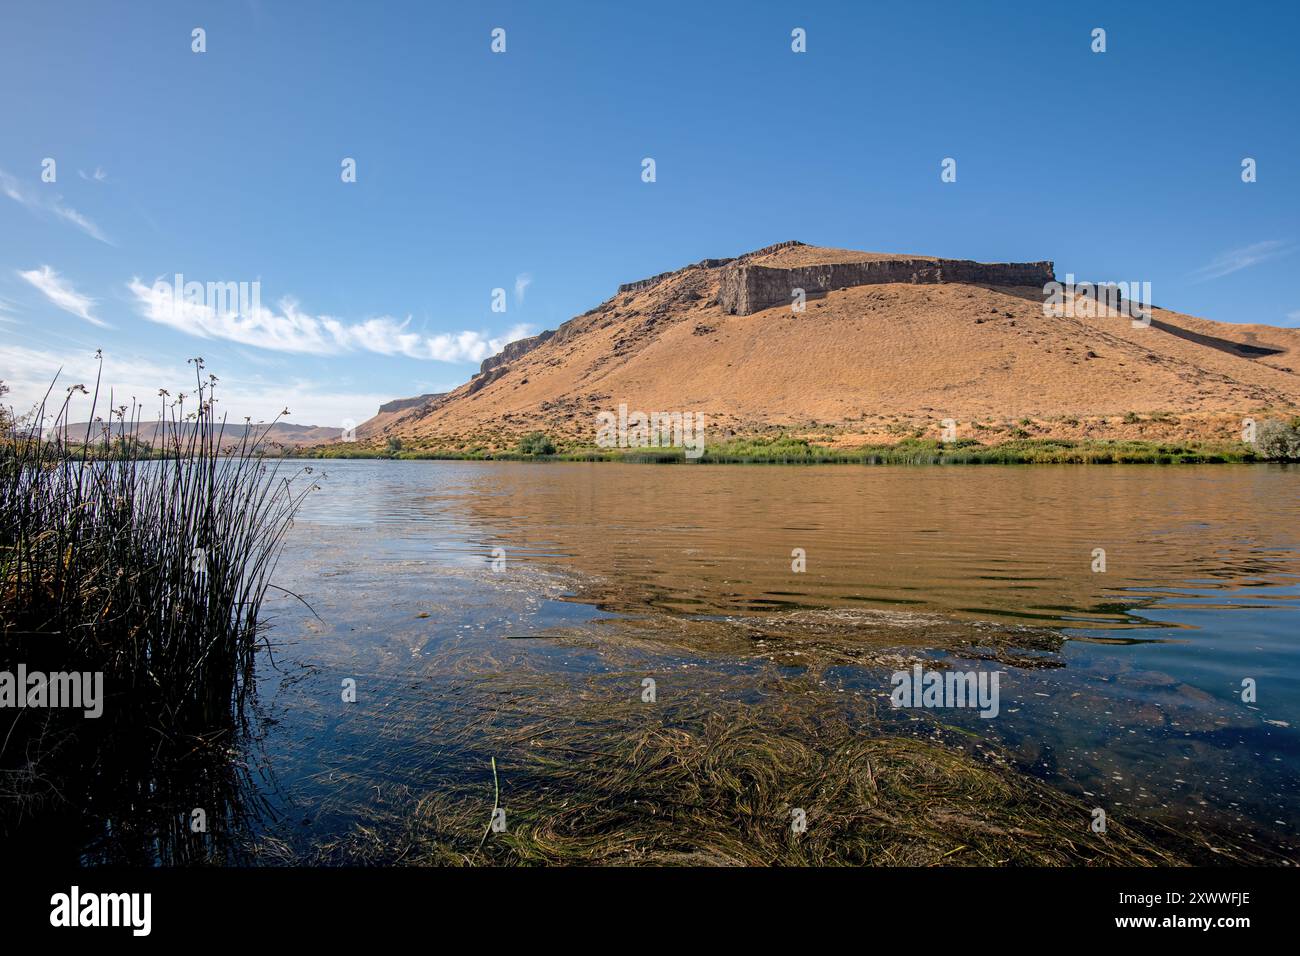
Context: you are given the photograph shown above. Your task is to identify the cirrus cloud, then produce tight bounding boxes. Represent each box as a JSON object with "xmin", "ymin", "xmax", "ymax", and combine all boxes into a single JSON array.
[
  {"xmin": 1191, "ymin": 240, "xmax": 1295, "ymax": 282},
  {"xmin": 20, "ymin": 265, "xmax": 111, "ymax": 328},
  {"xmin": 0, "ymin": 168, "xmax": 112, "ymax": 244}
]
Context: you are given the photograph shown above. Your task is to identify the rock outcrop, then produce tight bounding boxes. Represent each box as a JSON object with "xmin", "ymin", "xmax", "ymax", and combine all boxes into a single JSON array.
[
  {"xmin": 718, "ymin": 257, "xmax": 1056, "ymax": 315},
  {"xmin": 615, "ymin": 243, "xmax": 810, "ymax": 297},
  {"xmin": 477, "ymin": 329, "xmax": 555, "ymax": 377},
  {"xmin": 377, "ymin": 393, "xmax": 444, "ymax": 416},
  {"xmin": 617, "ymin": 258, "xmax": 735, "ymax": 295}
]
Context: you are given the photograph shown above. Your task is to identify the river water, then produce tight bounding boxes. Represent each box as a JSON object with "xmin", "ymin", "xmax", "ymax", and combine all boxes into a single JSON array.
[{"xmin": 240, "ymin": 460, "xmax": 1299, "ymax": 863}]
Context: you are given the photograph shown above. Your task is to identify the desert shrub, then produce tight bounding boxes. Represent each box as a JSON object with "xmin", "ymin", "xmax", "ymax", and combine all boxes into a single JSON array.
[
  {"xmin": 1255, "ymin": 419, "xmax": 1300, "ymax": 460},
  {"xmin": 516, "ymin": 432, "xmax": 556, "ymax": 456}
]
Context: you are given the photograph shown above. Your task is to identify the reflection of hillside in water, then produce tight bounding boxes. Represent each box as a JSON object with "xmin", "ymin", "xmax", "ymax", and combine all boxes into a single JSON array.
[{"xmin": 437, "ymin": 463, "xmax": 1300, "ymax": 629}]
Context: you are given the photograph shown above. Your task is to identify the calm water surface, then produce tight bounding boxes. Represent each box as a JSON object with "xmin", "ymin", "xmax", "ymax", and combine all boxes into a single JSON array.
[{"xmin": 253, "ymin": 461, "xmax": 1299, "ymax": 859}]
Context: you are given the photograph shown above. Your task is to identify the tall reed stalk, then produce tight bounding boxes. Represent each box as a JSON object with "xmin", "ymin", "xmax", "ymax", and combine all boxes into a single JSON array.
[{"xmin": 0, "ymin": 356, "xmax": 316, "ymax": 855}]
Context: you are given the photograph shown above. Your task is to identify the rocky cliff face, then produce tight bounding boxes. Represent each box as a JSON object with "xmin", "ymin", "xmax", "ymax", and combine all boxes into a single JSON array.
[
  {"xmin": 617, "ymin": 258, "xmax": 735, "ymax": 295},
  {"xmin": 477, "ymin": 329, "xmax": 555, "ymax": 377},
  {"xmin": 717, "ymin": 257, "xmax": 1056, "ymax": 315},
  {"xmin": 377, "ymin": 393, "xmax": 444, "ymax": 415}
]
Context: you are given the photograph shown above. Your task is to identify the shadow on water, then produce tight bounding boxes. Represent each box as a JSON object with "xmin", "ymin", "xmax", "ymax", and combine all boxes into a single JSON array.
[{"xmin": 1, "ymin": 666, "xmax": 281, "ymax": 865}]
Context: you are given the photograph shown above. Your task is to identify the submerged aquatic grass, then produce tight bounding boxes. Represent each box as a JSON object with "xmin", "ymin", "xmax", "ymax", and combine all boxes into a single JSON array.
[
  {"xmin": 246, "ymin": 612, "xmax": 1275, "ymax": 867},
  {"xmin": 261, "ymin": 664, "xmax": 1208, "ymax": 867}
]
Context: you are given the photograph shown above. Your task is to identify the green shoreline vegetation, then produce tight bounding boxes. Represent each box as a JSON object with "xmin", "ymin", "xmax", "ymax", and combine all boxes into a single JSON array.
[{"xmin": 292, "ymin": 426, "xmax": 1300, "ymax": 465}]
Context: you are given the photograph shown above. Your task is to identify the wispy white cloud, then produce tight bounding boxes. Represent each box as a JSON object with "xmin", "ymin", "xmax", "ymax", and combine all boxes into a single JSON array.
[
  {"xmin": 1191, "ymin": 240, "xmax": 1295, "ymax": 282},
  {"xmin": 54, "ymin": 205, "xmax": 110, "ymax": 241},
  {"xmin": 19, "ymin": 265, "xmax": 111, "ymax": 328},
  {"xmin": 514, "ymin": 272, "xmax": 533, "ymax": 306},
  {"xmin": 78, "ymin": 167, "xmax": 108, "ymax": 182},
  {"xmin": 0, "ymin": 168, "xmax": 112, "ymax": 244},
  {"xmin": 0, "ymin": 343, "xmax": 394, "ymax": 427},
  {"xmin": 127, "ymin": 278, "xmax": 533, "ymax": 362}
]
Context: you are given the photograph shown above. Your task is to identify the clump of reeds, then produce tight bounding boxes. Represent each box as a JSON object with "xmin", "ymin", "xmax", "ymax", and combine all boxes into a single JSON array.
[{"xmin": 0, "ymin": 356, "xmax": 315, "ymax": 855}]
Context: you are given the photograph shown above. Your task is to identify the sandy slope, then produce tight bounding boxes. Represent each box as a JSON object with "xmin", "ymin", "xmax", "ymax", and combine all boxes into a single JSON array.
[{"xmin": 362, "ymin": 243, "xmax": 1300, "ymax": 449}]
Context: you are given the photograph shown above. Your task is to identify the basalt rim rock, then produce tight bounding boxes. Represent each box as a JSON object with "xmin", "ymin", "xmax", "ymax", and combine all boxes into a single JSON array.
[{"xmin": 717, "ymin": 256, "xmax": 1056, "ymax": 315}]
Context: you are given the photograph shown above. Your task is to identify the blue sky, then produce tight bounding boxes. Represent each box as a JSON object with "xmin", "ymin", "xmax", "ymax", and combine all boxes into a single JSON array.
[{"xmin": 2, "ymin": 0, "xmax": 1297, "ymax": 426}]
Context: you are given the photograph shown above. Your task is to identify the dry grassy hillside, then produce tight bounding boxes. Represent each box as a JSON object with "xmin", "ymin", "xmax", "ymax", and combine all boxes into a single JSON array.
[{"xmin": 359, "ymin": 242, "xmax": 1300, "ymax": 451}]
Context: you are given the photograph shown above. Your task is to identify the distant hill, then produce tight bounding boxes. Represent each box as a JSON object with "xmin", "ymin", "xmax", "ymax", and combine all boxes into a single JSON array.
[
  {"xmin": 56, "ymin": 420, "xmax": 343, "ymax": 450},
  {"xmin": 353, "ymin": 241, "xmax": 1300, "ymax": 451}
]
